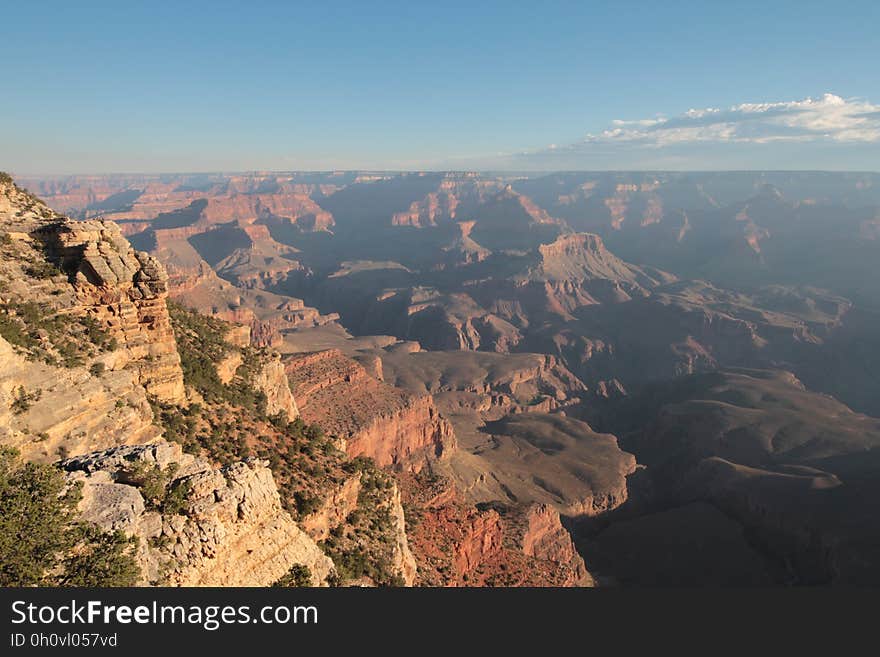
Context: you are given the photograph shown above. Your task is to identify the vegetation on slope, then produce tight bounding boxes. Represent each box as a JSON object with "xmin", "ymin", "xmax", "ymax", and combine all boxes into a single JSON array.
[
  {"xmin": 0, "ymin": 222, "xmax": 118, "ymax": 368},
  {"xmin": 272, "ymin": 564, "xmax": 313, "ymax": 587},
  {"xmin": 319, "ymin": 457, "xmax": 406, "ymax": 587},
  {"xmin": 0, "ymin": 447, "xmax": 139, "ymax": 587},
  {"xmin": 165, "ymin": 304, "xmax": 405, "ymax": 585},
  {"xmin": 0, "ymin": 300, "xmax": 118, "ymax": 369}
]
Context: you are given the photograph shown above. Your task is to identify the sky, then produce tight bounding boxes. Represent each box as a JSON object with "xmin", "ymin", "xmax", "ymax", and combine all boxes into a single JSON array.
[{"xmin": 1, "ymin": 0, "xmax": 878, "ymax": 173}]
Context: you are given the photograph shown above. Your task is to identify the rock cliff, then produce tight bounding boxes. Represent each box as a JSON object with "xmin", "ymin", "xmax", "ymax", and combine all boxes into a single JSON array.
[
  {"xmin": 519, "ymin": 504, "xmax": 592, "ymax": 586},
  {"xmin": 0, "ymin": 177, "xmax": 184, "ymax": 461},
  {"xmin": 0, "ymin": 178, "xmax": 184, "ymax": 404},
  {"xmin": 252, "ymin": 352, "xmax": 299, "ymax": 419},
  {"xmin": 0, "ymin": 177, "xmax": 335, "ymax": 587},
  {"xmin": 400, "ymin": 474, "xmax": 593, "ymax": 586},
  {"xmin": 64, "ymin": 441, "xmax": 335, "ymax": 586},
  {"xmin": 285, "ymin": 349, "xmax": 455, "ymax": 470},
  {"xmin": 40, "ymin": 221, "xmax": 185, "ymax": 403},
  {"xmin": 0, "ymin": 335, "xmax": 159, "ymax": 463}
]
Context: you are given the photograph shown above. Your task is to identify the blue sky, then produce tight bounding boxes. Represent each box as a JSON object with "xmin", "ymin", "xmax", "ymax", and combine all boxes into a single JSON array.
[{"xmin": 1, "ymin": 0, "xmax": 878, "ymax": 172}]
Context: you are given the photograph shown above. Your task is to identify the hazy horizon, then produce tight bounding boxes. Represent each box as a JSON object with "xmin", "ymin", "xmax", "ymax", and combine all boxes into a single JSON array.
[{"xmin": 11, "ymin": 168, "xmax": 880, "ymax": 178}]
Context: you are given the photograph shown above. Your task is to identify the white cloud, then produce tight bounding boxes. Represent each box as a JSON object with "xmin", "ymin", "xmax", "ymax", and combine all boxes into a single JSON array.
[
  {"xmin": 525, "ymin": 94, "xmax": 880, "ymax": 158},
  {"xmin": 488, "ymin": 93, "xmax": 880, "ymax": 170},
  {"xmin": 434, "ymin": 93, "xmax": 880, "ymax": 171}
]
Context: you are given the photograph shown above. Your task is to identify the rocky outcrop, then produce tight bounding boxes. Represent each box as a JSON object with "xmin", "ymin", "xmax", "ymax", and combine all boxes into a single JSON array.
[
  {"xmin": 33, "ymin": 222, "xmax": 184, "ymax": 403},
  {"xmin": 215, "ymin": 350, "xmax": 243, "ymax": 385},
  {"xmin": 252, "ymin": 352, "xmax": 299, "ymax": 419},
  {"xmin": 388, "ymin": 482, "xmax": 418, "ymax": 586},
  {"xmin": 0, "ymin": 336, "xmax": 160, "ymax": 463},
  {"xmin": 519, "ymin": 504, "xmax": 592, "ymax": 586},
  {"xmin": 1, "ymin": 179, "xmax": 185, "ymax": 404},
  {"xmin": 300, "ymin": 473, "xmax": 362, "ymax": 541},
  {"xmin": 214, "ymin": 345, "xmax": 299, "ymax": 418},
  {"xmin": 0, "ymin": 179, "xmax": 183, "ymax": 461},
  {"xmin": 400, "ymin": 475, "xmax": 594, "ymax": 587},
  {"xmin": 285, "ymin": 349, "xmax": 455, "ymax": 471},
  {"xmin": 64, "ymin": 441, "xmax": 336, "ymax": 586}
]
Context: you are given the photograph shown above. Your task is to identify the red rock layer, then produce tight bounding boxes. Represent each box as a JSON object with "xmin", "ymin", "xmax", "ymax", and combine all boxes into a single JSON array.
[{"xmin": 285, "ymin": 349, "xmax": 455, "ymax": 471}]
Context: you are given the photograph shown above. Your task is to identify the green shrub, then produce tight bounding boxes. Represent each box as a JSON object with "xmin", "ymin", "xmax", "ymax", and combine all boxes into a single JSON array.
[
  {"xmin": 0, "ymin": 303, "xmax": 114, "ymax": 367},
  {"xmin": 0, "ymin": 310, "xmax": 39, "ymax": 352},
  {"xmin": 79, "ymin": 315, "xmax": 118, "ymax": 352},
  {"xmin": 125, "ymin": 461, "xmax": 190, "ymax": 515},
  {"xmin": 89, "ymin": 362, "xmax": 106, "ymax": 377},
  {"xmin": 11, "ymin": 386, "xmax": 40, "ymax": 415},
  {"xmin": 272, "ymin": 564, "xmax": 313, "ymax": 587},
  {"xmin": 0, "ymin": 447, "xmax": 140, "ymax": 587},
  {"xmin": 161, "ymin": 479, "xmax": 192, "ymax": 516},
  {"xmin": 58, "ymin": 526, "xmax": 140, "ymax": 587},
  {"xmin": 293, "ymin": 490, "xmax": 322, "ymax": 517},
  {"xmin": 168, "ymin": 304, "xmax": 274, "ymax": 417},
  {"xmin": 24, "ymin": 260, "xmax": 60, "ymax": 279}
]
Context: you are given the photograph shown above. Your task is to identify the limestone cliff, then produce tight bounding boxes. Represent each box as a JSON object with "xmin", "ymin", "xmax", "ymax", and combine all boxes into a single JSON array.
[
  {"xmin": 251, "ymin": 351, "xmax": 299, "ymax": 419},
  {"xmin": 64, "ymin": 441, "xmax": 336, "ymax": 586},
  {"xmin": 0, "ymin": 178, "xmax": 184, "ymax": 462},
  {"xmin": 0, "ymin": 335, "xmax": 159, "ymax": 463},
  {"xmin": 0, "ymin": 177, "xmax": 184, "ymax": 404},
  {"xmin": 35, "ymin": 220, "xmax": 185, "ymax": 403},
  {"xmin": 1, "ymin": 177, "xmax": 331, "ymax": 587}
]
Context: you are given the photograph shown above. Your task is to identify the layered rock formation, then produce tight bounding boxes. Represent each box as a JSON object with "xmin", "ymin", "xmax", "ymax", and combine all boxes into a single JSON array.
[
  {"xmin": 0, "ymin": 178, "xmax": 182, "ymax": 462},
  {"xmin": 0, "ymin": 178, "xmax": 338, "ymax": 587},
  {"xmin": 379, "ymin": 349, "xmax": 586, "ymax": 416},
  {"xmin": 400, "ymin": 475, "xmax": 592, "ymax": 587},
  {"xmin": 284, "ymin": 349, "xmax": 455, "ymax": 470},
  {"xmin": 0, "ymin": 335, "xmax": 159, "ymax": 463},
  {"xmin": 252, "ymin": 351, "xmax": 299, "ymax": 419},
  {"xmin": 1, "ymin": 178, "xmax": 185, "ymax": 404},
  {"xmin": 469, "ymin": 232, "xmax": 675, "ymax": 324},
  {"xmin": 36, "ymin": 220, "xmax": 186, "ymax": 402},
  {"xmin": 64, "ymin": 441, "xmax": 335, "ymax": 586}
]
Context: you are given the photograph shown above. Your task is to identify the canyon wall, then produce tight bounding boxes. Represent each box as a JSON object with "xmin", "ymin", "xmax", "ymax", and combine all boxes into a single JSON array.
[
  {"xmin": 36, "ymin": 218, "xmax": 186, "ymax": 403},
  {"xmin": 0, "ymin": 335, "xmax": 160, "ymax": 463},
  {"xmin": 252, "ymin": 352, "xmax": 299, "ymax": 419},
  {"xmin": 285, "ymin": 349, "xmax": 455, "ymax": 471},
  {"xmin": 65, "ymin": 441, "xmax": 336, "ymax": 586}
]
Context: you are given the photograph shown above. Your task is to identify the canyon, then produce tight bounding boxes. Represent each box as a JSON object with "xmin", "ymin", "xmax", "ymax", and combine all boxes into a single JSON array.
[{"xmin": 6, "ymin": 169, "xmax": 880, "ymax": 586}]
